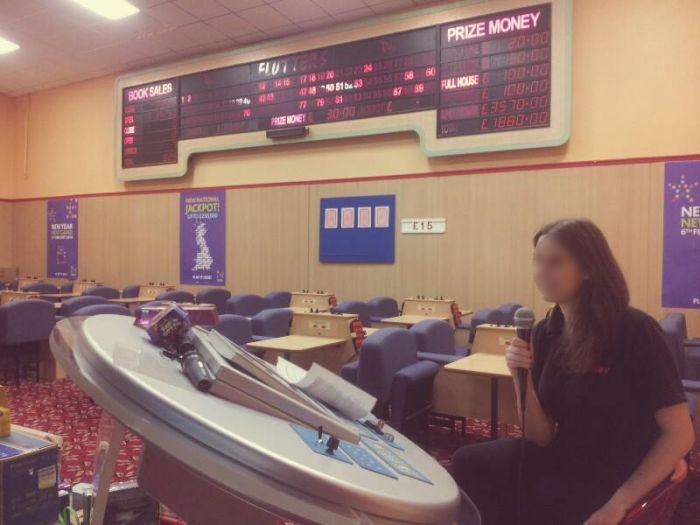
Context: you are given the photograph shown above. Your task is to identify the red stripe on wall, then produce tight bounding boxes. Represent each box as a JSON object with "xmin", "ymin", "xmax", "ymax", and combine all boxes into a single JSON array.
[{"xmin": 6, "ymin": 152, "xmax": 700, "ymax": 203}]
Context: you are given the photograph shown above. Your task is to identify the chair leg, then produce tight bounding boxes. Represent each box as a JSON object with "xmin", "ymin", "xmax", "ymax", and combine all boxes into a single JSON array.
[
  {"xmin": 35, "ymin": 342, "xmax": 40, "ymax": 382},
  {"xmin": 15, "ymin": 352, "xmax": 20, "ymax": 386}
]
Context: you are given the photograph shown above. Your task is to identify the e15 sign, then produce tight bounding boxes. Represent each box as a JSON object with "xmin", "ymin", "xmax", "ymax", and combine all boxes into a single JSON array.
[{"xmin": 401, "ymin": 218, "xmax": 446, "ymax": 234}]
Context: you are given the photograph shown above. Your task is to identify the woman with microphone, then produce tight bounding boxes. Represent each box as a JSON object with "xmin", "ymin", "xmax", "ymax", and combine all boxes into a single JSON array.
[{"xmin": 451, "ymin": 218, "xmax": 694, "ymax": 525}]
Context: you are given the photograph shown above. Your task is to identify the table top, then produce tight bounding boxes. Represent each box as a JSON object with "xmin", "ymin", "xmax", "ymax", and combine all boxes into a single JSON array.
[
  {"xmin": 380, "ymin": 315, "xmax": 450, "ymax": 326},
  {"xmin": 49, "ymin": 315, "xmax": 468, "ymax": 525},
  {"xmin": 444, "ymin": 353, "xmax": 511, "ymax": 379},
  {"xmin": 40, "ymin": 293, "xmax": 79, "ymax": 300},
  {"xmin": 246, "ymin": 335, "xmax": 347, "ymax": 353},
  {"xmin": 109, "ymin": 297, "xmax": 155, "ymax": 304}
]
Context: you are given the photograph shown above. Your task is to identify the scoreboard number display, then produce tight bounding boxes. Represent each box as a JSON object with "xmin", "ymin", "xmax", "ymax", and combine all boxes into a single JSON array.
[{"xmin": 116, "ymin": 0, "xmax": 571, "ymax": 181}]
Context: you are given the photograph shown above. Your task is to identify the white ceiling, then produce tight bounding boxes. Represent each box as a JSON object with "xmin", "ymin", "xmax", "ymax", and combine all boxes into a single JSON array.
[{"xmin": 0, "ymin": 0, "xmax": 445, "ymax": 96}]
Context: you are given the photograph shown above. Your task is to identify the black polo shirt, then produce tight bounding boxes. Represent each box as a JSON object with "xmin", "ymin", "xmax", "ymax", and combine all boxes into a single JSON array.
[{"xmin": 532, "ymin": 305, "xmax": 687, "ymax": 489}]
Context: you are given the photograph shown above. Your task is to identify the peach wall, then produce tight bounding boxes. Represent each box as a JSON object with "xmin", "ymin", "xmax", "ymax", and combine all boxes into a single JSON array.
[{"xmin": 5, "ymin": 0, "xmax": 699, "ymax": 200}]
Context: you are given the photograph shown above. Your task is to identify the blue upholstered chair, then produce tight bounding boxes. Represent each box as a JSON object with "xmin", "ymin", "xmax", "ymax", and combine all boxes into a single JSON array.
[
  {"xmin": 659, "ymin": 313, "xmax": 688, "ymax": 378},
  {"xmin": 340, "ymin": 328, "xmax": 440, "ymax": 434},
  {"xmin": 156, "ymin": 290, "xmax": 195, "ymax": 303},
  {"xmin": 332, "ymin": 300, "xmax": 372, "ymax": 326},
  {"xmin": 410, "ymin": 319, "xmax": 468, "ymax": 365},
  {"xmin": 225, "ymin": 294, "xmax": 269, "ymax": 317},
  {"xmin": 82, "ymin": 286, "xmax": 121, "ymax": 300},
  {"xmin": 0, "ymin": 300, "xmax": 56, "ymax": 382},
  {"xmin": 196, "ymin": 288, "xmax": 231, "ymax": 314},
  {"xmin": 121, "ymin": 284, "xmax": 140, "ymax": 298},
  {"xmin": 214, "ymin": 315, "xmax": 263, "ymax": 357},
  {"xmin": 265, "ymin": 291, "xmax": 292, "ymax": 309},
  {"xmin": 493, "ymin": 303, "xmax": 523, "ymax": 326},
  {"xmin": 60, "ymin": 296, "xmax": 109, "ymax": 317},
  {"xmin": 7, "ymin": 280, "xmax": 18, "ymax": 291},
  {"xmin": 251, "ymin": 308, "xmax": 292, "ymax": 339},
  {"xmin": 72, "ymin": 304, "xmax": 132, "ymax": 317},
  {"xmin": 21, "ymin": 282, "xmax": 59, "ymax": 294},
  {"xmin": 367, "ymin": 296, "xmax": 400, "ymax": 323}
]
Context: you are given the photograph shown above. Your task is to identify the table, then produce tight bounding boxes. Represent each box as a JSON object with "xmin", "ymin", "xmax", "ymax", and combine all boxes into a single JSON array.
[
  {"xmin": 443, "ymin": 354, "xmax": 511, "ymax": 440},
  {"xmin": 39, "ymin": 293, "xmax": 79, "ymax": 301},
  {"xmin": 380, "ymin": 315, "xmax": 450, "ymax": 328},
  {"xmin": 247, "ymin": 335, "xmax": 347, "ymax": 361},
  {"xmin": 109, "ymin": 297, "xmax": 155, "ymax": 306},
  {"xmin": 50, "ymin": 315, "xmax": 476, "ymax": 525},
  {"xmin": 0, "ymin": 291, "xmax": 39, "ymax": 304}
]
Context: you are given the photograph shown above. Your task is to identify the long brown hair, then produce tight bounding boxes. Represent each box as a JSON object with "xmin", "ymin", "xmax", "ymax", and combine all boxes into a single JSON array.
[{"xmin": 534, "ymin": 218, "xmax": 630, "ymax": 373}]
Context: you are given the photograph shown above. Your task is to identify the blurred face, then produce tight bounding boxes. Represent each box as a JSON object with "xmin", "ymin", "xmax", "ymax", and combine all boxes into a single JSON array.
[{"xmin": 533, "ymin": 234, "xmax": 587, "ymax": 304}]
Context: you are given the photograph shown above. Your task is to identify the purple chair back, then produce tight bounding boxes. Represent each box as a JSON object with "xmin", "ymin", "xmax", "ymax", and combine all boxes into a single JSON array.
[
  {"xmin": 214, "ymin": 315, "xmax": 254, "ymax": 346},
  {"xmin": 21, "ymin": 282, "xmax": 59, "ymax": 294},
  {"xmin": 251, "ymin": 308, "xmax": 293, "ymax": 338},
  {"xmin": 225, "ymin": 294, "xmax": 269, "ymax": 317},
  {"xmin": 196, "ymin": 288, "xmax": 232, "ymax": 313},
  {"xmin": 121, "ymin": 285, "xmax": 140, "ymax": 298},
  {"xmin": 265, "ymin": 291, "xmax": 292, "ymax": 309},
  {"xmin": 410, "ymin": 319, "xmax": 456, "ymax": 355},
  {"xmin": 469, "ymin": 308, "xmax": 500, "ymax": 344},
  {"xmin": 60, "ymin": 296, "xmax": 109, "ymax": 317},
  {"xmin": 156, "ymin": 290, "xmax": 195, "ymax": 303},
  {"xmin": 357, "ymin": 328, "xmax": 419, "ymax": 403},
  {"xmin": 332, "ymin": 300, "xmax": 372, "ymax": 326},
  {"xmin": 72, "ymin": 304, "xmax": 132, "ymax": 317},
  {"xmin": 367, "ymin": 297, "xmax": 399, "ymax": 319},
  {"xmin": 494, "ymin": 303, "xmax": 523, "ymax": 326},
  {"xmin": 659, "ymin": 313, "xmax": 687, "ymax": 377},
  {"xmin": 0, "ymin": 300, "xmax": 56, "ymax": 344},
  {"xmin": 82, "ymin": 286, "xmax": 121, "ymax": 300}
]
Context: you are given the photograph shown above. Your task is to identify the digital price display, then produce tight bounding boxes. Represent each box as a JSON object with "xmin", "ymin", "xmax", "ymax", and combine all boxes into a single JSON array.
[
  {"xmin": 117, "ymin": 1, "xmax": 568, "ymax": 175},
  {"xmin": 122, "ymin": 79, "xmax": 178, "ymax": 168},
  {"xmin": 438, "ymin": 4, "xmax": 551, "ymax": 138},
  {"xmin": 178, "ymin": 27, "xmax": 438, "ymax": 140}
]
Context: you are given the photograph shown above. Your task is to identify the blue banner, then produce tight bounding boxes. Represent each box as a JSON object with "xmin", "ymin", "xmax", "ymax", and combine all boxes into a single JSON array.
[
  {"xmin": 180, "ymin": 190, "xmax": 226, "ymax": 285},
  {"xmin": 662, "ymin": 161, "xmax": 700, "ymax": 308},
  {"xmin": 47, "ymin": 198, "xmax": 78, "ymax": 279}
]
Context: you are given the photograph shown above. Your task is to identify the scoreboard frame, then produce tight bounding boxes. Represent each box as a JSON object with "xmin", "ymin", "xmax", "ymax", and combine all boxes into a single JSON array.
[{"xmin": 114, "ymin": 0, "xmax": 571, "ymax": 182}]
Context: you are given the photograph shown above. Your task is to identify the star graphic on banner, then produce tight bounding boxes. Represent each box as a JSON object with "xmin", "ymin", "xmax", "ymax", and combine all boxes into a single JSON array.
[
  {"xmin": 668, "ymin": 174, "xmax": 699, "ymax": 203},
  {"xmin": 65, "ymin": 199, "xmax": 78, "ymax": 218},
  {"xmin": 48, "ymin": 208, "xmax": 57, "ymax": 223}
]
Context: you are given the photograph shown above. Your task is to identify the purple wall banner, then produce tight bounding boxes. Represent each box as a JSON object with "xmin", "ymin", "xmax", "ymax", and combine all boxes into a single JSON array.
[
  {"xmin": 662, "ymin": 161, "xmax": 700, "ymax": 308},
  {"xmin": 47, "ymin": 198, "xmax": 79, "ymax": 279},
  {"xmin": 180, "ymin": 190, "xmax": 226, "ymax": 285}
]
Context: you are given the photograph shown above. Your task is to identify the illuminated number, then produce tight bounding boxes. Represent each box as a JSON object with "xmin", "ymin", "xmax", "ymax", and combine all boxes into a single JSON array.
[
  {"xmin": 354, "ymin": 79, "xmax": 364, "ymax": 88},
  {"xmin": 316, "ymin": 98, "xmax": 325, "ymax": 107},
  {"xmin": 243, "ymin": 109, "xmax": 252, "ymax": 118},
  {"xmin": 298, "ymin": 100, "xmax": 307, "ymax": 110},
  {"xmin": 124, "ymin": 115, "xmax": 134, "ymax": 125},
  {"xmin": 414, "ymin": 83, "xmax": 425, "ymax": 94},
  {"xmin": 299, "ymin": 87, "xmax": 308, "ymax": 96},
  {"xmin": 123, "ymin": 136, "xmax": 134, "ymax": 145},
  {"xmin": 335, "ymin": 95, "xmax": 343, "ymax": 104},
  {"xmin": 363, "ymin": 63, "xmax": 373, "ymax": 73},
  {"xmin": 392, "ymin": 86, "xmax": 402, "ymax": 97},
  {"xmin": 404, "ymin": 70, "xmax": 414, "ymax": 81},
  {"xmin": 425, "ymin": 66, "xmax": 437, "ymax": 77},
  {"xmin": 258, "ymin": 81, "xmax": 267, "ymax": 91}
]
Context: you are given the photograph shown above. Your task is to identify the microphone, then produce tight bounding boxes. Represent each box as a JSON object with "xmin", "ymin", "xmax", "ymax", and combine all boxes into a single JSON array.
[
  {"xmin": 141, "ymin": 304, "xmax": 215, "ymax": 392},
  {"xmin": 513, "ymin": 307, "xmax": 535, "ymax": 413}
]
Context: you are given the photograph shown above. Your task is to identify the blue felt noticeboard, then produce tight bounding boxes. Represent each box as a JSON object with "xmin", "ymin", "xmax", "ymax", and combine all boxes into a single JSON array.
[{"xmin": 319, "ymin": 195, "xmax": 395, "ymax": 263}]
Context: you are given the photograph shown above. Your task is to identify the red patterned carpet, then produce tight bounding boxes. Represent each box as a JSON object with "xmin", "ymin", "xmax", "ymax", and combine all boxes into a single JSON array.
[{"xmin": 6, "ymin": 379, "xmax": 700, "ymax": 524}]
